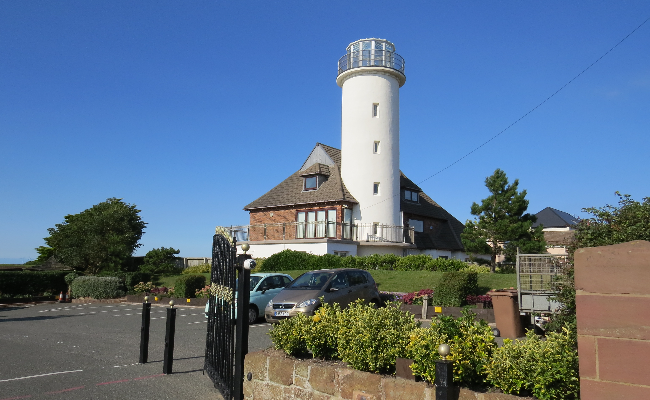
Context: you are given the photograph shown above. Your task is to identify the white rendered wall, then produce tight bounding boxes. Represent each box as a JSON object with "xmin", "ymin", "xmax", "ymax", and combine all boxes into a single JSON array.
[{"xmin": 340, "ymin": 70, "xmax": 401, "ymax": 228}]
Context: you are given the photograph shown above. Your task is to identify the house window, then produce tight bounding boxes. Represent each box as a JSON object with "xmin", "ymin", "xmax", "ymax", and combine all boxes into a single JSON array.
[
  {"xmin": 372, "ymin": 103, "xmax": 379, "ymax": 118},
  {"xmin": 373, "ymin": 182, "xmax": 380, "ymax": 195},
  {"xmin": 343, "ymin": 208, "xmax": 352, "ymax": 239},
  {"xmin": 373, "ymin": 141, "xmax": 380, "ymax": 154},
  {"xmin": 296, "ymin": 209, "xmax": 337, "ymax": 239},
  {"xmin": 405, "ymin": 189, "xmax": 418, "ymax": 202},
  {"xmin": 408, "ymin": 219, "xmax": 423, "ymax": 233},
  {"xmin": 333, "ymin": 251, "xmax": 348, "ymax": 257},
  {"xmin": 304, "ymin": 176, "xmax": 318, "ymax": 191}
]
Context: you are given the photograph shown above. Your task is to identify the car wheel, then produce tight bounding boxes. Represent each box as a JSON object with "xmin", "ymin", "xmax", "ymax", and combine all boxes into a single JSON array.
[{"xmin": 248, "ymin": 305, "xmax": 259, "ymax": 325}]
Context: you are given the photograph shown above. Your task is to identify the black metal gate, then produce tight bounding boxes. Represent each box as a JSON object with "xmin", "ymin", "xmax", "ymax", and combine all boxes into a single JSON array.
[{"xmin": 204, "ymin": 233, "xmax": 251, "ymax": 400}]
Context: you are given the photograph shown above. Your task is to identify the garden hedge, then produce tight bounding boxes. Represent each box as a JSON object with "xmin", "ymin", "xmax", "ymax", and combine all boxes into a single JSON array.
[
  {"xmin": 256, "ymin": 249, "xmax": 470, "ymax": 272},
  {"xmin": 0, "ymin": 271, "xmax": 68, "ymax": 297},
  {"xmin": 70, "ymin": 276, "xmax": 126, "ymax": 299},
  {"xmin": 432, "ymin": 271, "xmax": 479, "ymax": 307},
  {"xmin": 174, "ymin": 274, "xmax": 206, "ymax": 298}
]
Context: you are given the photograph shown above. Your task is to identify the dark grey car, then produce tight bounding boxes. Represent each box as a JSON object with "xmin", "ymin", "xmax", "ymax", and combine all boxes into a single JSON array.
[{"xmin": 264, "ymin": 268, "xmax": 381, "ymax": 323}]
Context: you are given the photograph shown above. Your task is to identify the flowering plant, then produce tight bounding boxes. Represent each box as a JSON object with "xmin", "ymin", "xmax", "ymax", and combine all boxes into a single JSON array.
[
  {"xmin": 402, "ymin": 289, "xmax": 434, "ymax": 305},
  {"xmin": 133, "ymin": 281, "xmax": 156, "ymax": 293},
  {"xmin": 466, "ymin": 294, "xmax": 493, "ymax": 308},
  {"xmin": 195, "ymin": 285, "xmax": 211, "ymax": 298}
]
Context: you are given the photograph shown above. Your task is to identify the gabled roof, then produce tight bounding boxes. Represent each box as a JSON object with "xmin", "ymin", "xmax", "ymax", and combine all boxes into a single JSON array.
[
  {"xmin": 400, "ymin": 173, "xmax": 465, "ymax": 251},
  {"xmin": 244, "ymin": 144, "xmax": 357, "ymax": 210},
  {"xmin": 532, "ymin": 207, "xmax": 578, "ymax": 228},
  {"xmin": 244, "ymin": 143, "xmax": 466, "ymax": 251}
]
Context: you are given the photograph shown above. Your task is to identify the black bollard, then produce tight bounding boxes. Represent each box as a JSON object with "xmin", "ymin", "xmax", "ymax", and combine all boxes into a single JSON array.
[
  {"xmin": 139, "ymin": 299, "xmax": 151, "ymax": 363},
  {"xmin": 162, "ymin": 302, "xmax": 177, "ymax": 374},
  {"xmin": 434, "ymin": 359, "xmax": 454, "ymax": 400}
]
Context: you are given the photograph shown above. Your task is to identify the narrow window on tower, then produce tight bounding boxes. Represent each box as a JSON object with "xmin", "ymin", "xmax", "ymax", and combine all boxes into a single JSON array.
[
  {"xmin": 373, "ymin": 182, "xmax": 380, "ymax": 195},
  {"xmin": 373, "ymin": 141, "xmax": 380, "ymax": 154},
  {"xmin": 372, "ymin": 103, "xmax": 379, "ymax": 118}
]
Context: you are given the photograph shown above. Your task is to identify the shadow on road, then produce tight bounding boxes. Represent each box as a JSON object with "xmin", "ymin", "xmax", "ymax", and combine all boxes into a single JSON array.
[{"xmin": 0, "ymin": 314, "xmax": 84, "ymax": 323}]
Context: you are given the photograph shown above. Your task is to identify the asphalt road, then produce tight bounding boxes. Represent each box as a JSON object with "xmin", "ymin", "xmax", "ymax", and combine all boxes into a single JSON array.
[{"xmin": 0, "ymin": 302, "xmax": 273, "ymax": 400}]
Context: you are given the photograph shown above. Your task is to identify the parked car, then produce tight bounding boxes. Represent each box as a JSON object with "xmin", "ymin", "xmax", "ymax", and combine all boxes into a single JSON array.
[
  {"xmin": 264, "ymin": 268, "xmax": 381, "ymax": 323},
  {"xmin": 205, "ymin": 273, "xmax": 293, "ymax": 324}
]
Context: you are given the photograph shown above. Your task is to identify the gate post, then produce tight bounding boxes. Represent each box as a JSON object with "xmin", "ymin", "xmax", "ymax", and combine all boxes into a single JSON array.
[{"xmin": 233, "ymin": 254, "xmax": 252, "ymax": 400}]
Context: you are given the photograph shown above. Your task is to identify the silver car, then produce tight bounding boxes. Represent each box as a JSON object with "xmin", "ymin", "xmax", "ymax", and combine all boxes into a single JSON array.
[{"xmin": 264, "ymin": 268, "xmax": 381, "ymax": 323}]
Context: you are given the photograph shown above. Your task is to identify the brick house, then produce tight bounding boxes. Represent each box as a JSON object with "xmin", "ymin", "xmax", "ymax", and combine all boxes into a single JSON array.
[{"xmin": 236, "ymin": 143, "xmax": 468, "ymax": 259}]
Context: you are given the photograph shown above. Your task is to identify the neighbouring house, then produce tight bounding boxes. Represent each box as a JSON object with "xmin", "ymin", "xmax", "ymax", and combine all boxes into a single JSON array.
[
  {"xmin": 533, "ymin": 207, "xmax": 578, "ymax": 255},
  {"xmin": 232, "ymin": 38, "xmax": 470, "ymax": 260}
]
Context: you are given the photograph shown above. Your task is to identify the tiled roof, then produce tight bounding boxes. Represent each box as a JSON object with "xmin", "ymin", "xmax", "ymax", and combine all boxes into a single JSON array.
[
  {"xmin": 244, "ymin": 145, "xmax": 356, "ymax": 210},
  {"xmin": 244, "ymin": 143, "xmax": 466, "ymax": 251},
  {"xmin": 400, "ymin": 172, "xmax": 465, "ymax": 251},
  {"xmin": 532, "ymin": 207, "xmax": 578, "ymax": 228}
]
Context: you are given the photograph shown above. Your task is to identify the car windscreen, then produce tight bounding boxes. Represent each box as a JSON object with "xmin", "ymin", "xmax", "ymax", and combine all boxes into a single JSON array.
[
  {"xmin": 287, "ymin": 272, "xmax": 332, "ymax": 290},
  {"xmin": 235, "ymin": 276, "xmax": 263, "ymax": 291}
]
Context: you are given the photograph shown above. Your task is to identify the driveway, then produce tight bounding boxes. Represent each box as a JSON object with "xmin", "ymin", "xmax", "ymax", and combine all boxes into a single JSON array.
[{"xmin": 0, "ymin": 302, "xmax": 274, "ymax": 400}]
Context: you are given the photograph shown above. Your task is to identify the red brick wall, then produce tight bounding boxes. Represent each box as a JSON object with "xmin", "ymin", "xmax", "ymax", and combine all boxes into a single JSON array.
[
  {"xmin": 248, "ymin": 204, "xmax": 348, "ymax": 241},
  {"xmin": 575, "ymin": 240, "xmax": 650, "ymax": 399}
]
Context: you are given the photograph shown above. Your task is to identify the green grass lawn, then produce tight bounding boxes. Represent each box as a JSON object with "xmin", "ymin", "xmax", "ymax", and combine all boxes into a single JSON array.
[{"xmin": 154, "ymin": 270, "xmax": 517, "ymax": 295}]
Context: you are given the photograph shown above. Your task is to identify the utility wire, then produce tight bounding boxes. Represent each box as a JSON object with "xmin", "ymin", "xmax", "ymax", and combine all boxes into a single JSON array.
[{"xmin": 360, "ymin": 15, "xmax": 650, "ymax": 212}]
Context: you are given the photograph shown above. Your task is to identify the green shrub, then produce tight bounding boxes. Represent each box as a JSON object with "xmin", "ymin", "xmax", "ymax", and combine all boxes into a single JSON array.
[
  {"xmin": 304, "ymin": 301, "xmax": 342, "ymax": 359},
  {"xmin": 96, "ymin": 271, "xmax": 153, "ymax": 293},
  {"xmin": 139, "ymin": 247, "xmax": 181, "ymax": 274},
  {"xmin": 433, "ymin": 272, "xmax": 478, "ymax": 307},
  {"xmin": 394, "ymin": 254, "xmax": 433, "ymax": 271},
  {"xmin": 269, "ymin": 313, "xmax": 311, "ymax": 356},
  {"xmin": 407, "ymin": 310, "xmax": 497, "ymax": 386},
  {"xmin": 360, "ymin": 253, "xmax": 400, "ymax": 270},
  {"xmin": 339, "ymin": 256, "xmax": 359, "ymax": 269},
  {"xmin": 0, "ymin": 271, "xmax": 68, "ymax": 297},
  {"xmin": 174, "ymin": 274, "xmax": 206, "ymax": 298},
  {"xmin": 70, "ymin": 276, "xmax": 125, "ymax": 299},
  {"xmin": 257, "ymin": 249, "xmax": 316, "ymax": 271},
  {"xmin": 336, "ymin": 301, "xmax": 420, "ymax": 373},
  {"xmin": 182, "ymin": 263, "xmax": 211, "ymax": 274},
  {"xmin": 460, "ymin": 264, "xmax": 491, "ymax": 274},
  {"xmin": 485, "ymin": 326, "xmax": 579, "ymax": 399},
  {"xmin": 64, "ymin": 272, "xmax": 80, "ymax": 287},
  {"xmin": 310, "ymin": 253, "xmax": 342, "ymax": 270}
]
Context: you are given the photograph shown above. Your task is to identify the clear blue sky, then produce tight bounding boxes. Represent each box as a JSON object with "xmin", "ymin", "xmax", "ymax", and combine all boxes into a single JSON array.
[{"xmin": 2, "ymin": 1, "xmax": 649, "ymax": 263}]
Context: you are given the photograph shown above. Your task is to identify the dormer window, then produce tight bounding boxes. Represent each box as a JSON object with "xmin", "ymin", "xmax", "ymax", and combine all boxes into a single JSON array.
[
  {"xmin": 304, "ymin": 175, "xmax": 323, "ymax": 191},
  {"xmin": 405, "ymin": 189, "xmax": 419, "ymax": 203}
]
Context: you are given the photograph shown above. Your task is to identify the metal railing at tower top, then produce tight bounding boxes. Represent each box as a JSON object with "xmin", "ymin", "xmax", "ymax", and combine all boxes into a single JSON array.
[{"xmin": 337, "ymin": 50, "xmax": 405, "ymax": 76}]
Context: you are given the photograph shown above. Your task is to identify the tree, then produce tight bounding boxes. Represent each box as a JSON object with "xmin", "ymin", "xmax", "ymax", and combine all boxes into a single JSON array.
[
  {"xmin": 44, "ymin": 198, "xmax": 146, "ymax": 274},
  {"xmin": 548, "ymin": 192, "xmax": 650, "ymax": 332},
  {"xmin": 139, "ymin": 247, "xmax": 181, "ymax": 274},
  {"xmin": 461, "ymin": 169, "xmax": 546, "ymax": 271}
]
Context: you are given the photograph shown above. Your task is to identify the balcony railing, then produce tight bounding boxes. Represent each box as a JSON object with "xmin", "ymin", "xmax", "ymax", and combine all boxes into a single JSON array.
[
  {"xmin": 338, "ymin": 50, "xmax": 405, "ymax": 76},
  {"xmin": 229, "ymin": 222, "xmax": 414, "ymax": 245}
]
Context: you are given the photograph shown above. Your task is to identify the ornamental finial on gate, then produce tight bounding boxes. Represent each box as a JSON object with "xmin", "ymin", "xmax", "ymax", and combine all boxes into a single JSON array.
[{"xmin": 214, "ymin": 226, "xmax": 234, "ymax": 246}]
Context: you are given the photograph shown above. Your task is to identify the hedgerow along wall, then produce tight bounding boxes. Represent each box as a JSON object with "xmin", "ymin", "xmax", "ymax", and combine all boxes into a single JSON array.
[{"xmin": 575, "ymin": 240, "xmax": 650, "ymax": 398}]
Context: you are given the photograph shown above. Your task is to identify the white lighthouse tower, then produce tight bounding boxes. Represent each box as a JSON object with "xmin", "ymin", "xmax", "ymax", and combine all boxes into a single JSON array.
[{"xmin": 337, "ymin": 38, "xmax": 406, "ymax": 231}]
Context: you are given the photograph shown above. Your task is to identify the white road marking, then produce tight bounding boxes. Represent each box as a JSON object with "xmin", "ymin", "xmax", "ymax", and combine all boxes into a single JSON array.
[{"xmin": 0, "ymin": 369, "xmax": 84, "ymax": 383}]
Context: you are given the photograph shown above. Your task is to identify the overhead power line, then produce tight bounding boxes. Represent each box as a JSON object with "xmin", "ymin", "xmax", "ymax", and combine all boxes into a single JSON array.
[{"xmin": 360, "ymin": 15, "xmax": 650, "ymax": 212}]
